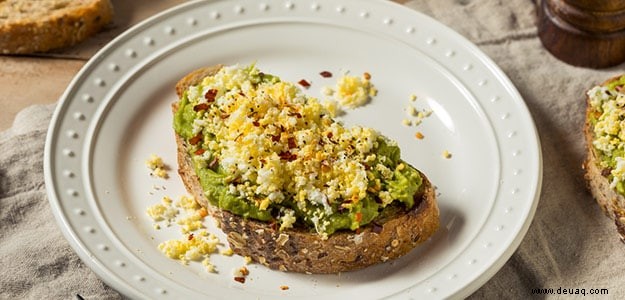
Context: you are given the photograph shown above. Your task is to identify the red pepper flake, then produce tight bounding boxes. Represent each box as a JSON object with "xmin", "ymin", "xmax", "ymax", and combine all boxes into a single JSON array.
[
  {"xmin": 194, "ymin": 148, "xmax": 206, "ymax": 155},
  {"xmin": 252, "ymin": 121, "xmax": 260, "ymax": 127},
  {"xmin": 287, "ymin": 137, "xmax": 297, "ymax": 149},
  {"xmin": 204, "ymin": 89, "xmax": 218, "ymax": 102},
  {"xmin": 326, "ymin": 132, "xmax": 333, "ymax": 139},
  {"xmin": 279, "ymin": 151, "xmax": 297, "ymax": 161},
  {"xmin": 188, "ymin": 233, "xmax": 194, "ymax": 241},
  {"xmin": 298, "ymin": 79, "xmax": 311, "ymax": 88},
  {"xmin": 280, "ymin": 285, "xmax": 290, "ymax": 290},
  {"xmin": 271, "ymin": 134, "xmax": 281, "ymax": 142},
  {"xmin": 189, "ymin": 133, "xmax": 202, "ymax": 145},
  {"xmin": 355, "ymin": 212, "xmax": 362, "ymax": 222},
  {"xmin": 234, "ymin": 277, "xmax": 246, "ymax": 284},
  {"xmin": 363, "ymin": 72, "xmax": 371, "ymax": 80},
  {"xmin": 319, "ymin": 71, "xmax": 332, "ymax": 78},
  {"xmin": 193, "ymin": 103, "xmax": 210, "ymax": 112}
]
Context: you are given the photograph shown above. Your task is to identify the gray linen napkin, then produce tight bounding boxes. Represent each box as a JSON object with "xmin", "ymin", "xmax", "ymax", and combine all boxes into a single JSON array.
[
  {"xmin": 3, "ymin": 0, "xmax": 625, "ymax": 299},
  {"xmin": 0, "ymin": 104, "xmax": 121, "ymax": 299},
  {"xmin": 403, "ymin": 0, "xmax": 625, "ymax": 298}
]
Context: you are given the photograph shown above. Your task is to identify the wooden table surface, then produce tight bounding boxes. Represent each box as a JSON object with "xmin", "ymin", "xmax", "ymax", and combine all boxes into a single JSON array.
[{"xmin": 0, "ymin": 0, "xmax": 408, "ymax": 131}]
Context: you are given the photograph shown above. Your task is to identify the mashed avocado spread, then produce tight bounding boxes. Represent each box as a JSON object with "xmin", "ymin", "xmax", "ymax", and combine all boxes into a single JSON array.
[
  {"xmin": 589, "ymin": 75, "xmax": 625, "ymax": 195},
  {"xmin": 174, "ymin": 64, "xmax": 423, "ymax": 236}
]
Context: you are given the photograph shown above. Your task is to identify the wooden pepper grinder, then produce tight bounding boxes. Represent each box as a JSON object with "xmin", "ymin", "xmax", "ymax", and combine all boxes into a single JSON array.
[{"xmin": 538, "ymin": 0, "xmax": 625, "ymax": 68}]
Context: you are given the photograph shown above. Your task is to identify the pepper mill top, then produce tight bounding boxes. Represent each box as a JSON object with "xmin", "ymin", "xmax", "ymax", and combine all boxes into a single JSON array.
[{"xmin": 538, "ymin": 0, "xmax": 625, "ymax": 68}]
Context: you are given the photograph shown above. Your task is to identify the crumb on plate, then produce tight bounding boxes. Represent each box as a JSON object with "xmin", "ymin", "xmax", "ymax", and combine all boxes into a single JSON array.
[{"xmin": 146, "ymin": 154, "xmax": 168, "ymax": 179}]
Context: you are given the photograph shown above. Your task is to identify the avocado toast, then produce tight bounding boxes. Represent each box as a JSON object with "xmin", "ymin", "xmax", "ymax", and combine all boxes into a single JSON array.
[
  {"xmin": 584, "ymin": 75, "xmax": 625, "ymax": 241},
  {"xmin": 173, "ymin": 64, "xmax": 439, "ymax": 273}
]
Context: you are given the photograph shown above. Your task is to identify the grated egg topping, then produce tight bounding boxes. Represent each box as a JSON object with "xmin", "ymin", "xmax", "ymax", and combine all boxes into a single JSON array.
[
  {"xmin": 175, "ymin": 64, "xmax": 422, "ymax": 235},
  {"xmin": 147, "ymin": 194, "xmax": 221, "ymax": 271},
  {"xmin": 588, "ymin": 77, "xmax": 625, "ymax": 193},
  {"xmin": 334, "ymin": 73, "xmax": 377, "ymax": 109},
  {"xmin": 146, "ymin": 154, "xmax": 168, "ymax": 178}
]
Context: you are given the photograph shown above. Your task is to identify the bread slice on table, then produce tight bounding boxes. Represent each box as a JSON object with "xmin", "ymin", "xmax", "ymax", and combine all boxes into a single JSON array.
[
  {"xmin": 0, "ymin": 0, "xmax": 113, "ymax": 54},
  {"xmin": 173, "ymin": 65, "xmax": 440, "ymax": 273},
  {"xmin": 584, "ymin": 75, "xmax": 625, "ymax": 242}
]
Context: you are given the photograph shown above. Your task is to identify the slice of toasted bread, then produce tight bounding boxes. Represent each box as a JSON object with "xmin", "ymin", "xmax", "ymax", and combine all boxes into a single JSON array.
[
  {"xmin": 173, "ymin": 65, "xmax": 440, "ymax": 273},
  {"xmin": 584, "ymin": 75, "xmax": 625, "ymax": 241},
  {"xmin": 0, "ymin": 0, "xmax": 113, "ymax": 54}
]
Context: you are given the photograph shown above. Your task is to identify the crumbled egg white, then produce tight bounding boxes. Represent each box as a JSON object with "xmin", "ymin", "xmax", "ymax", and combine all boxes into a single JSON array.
[
  {"xmin": 220, "ymin": 248, "xmax": 234, "ymax": 256},
  {"xmin": 147, "ymin": 194, "xmax": 224, "ymax": 270},
  {"xmin": 184, "ymin": 64, "xmax": 396, "ymax": 234},
  {"xmin": 331, "ymin": 73, "xmax": 376, "ymax": 109},
  {"xmin": 146, "ymin": 198, "xmax": 178, "ymax": 222},
  {"xmin": 176, "ymin": 195, "xmax": 200, "ymax": 211},
  {"xmin": 176, "ymin": 209, "xmax": 205, "ymax": 233},
  {"xmin": 202, "ymin": 257, "xmax": 218, "ymax": 273},
  {"xmin": 399, "ymin": 92, "xmax": 434, "ymax": 140},
  {"xmin": 279, "ymin": 209, "xmax": 297, "ymax": 230},
  {"xmin": 611, "ymin": 157, "xmax": 625, "ymax": 189},
  {"xmin": 158, "ymin": 230, "xmax": 220, "ymax": 264},
  {"xmin": 407, "ymin": 107, "xmax": 433, "ymax": 124},
  {"xmin": 146, "ymin": 154, "xmax": 168, "ymax": 178},
  {"xmin": 322, "ymin": 99, "xmax": 341, "ymax": 117},
  {"xmin": 588, "ymin": 81, "xmax": 625, "ymax": 188}
]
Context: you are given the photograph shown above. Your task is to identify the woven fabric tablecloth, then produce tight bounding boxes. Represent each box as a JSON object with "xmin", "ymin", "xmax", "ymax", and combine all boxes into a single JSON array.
[{"xmin": 2, "ymin": 0, "xmax": 625, "ymax": 298}]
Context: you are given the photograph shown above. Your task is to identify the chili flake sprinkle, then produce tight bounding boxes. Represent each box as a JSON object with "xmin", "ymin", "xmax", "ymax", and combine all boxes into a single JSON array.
[
  {"xmin": 298, "ymin": 79, "xmax": 311, "ymax": 88},
  {"xmin": 234, "ymin": 276, "xmax": 246, "ymax": 284}
]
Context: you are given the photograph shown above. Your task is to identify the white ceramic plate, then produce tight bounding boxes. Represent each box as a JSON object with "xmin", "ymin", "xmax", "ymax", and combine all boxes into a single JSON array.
[{"xmin": 44, "ymin": 0, "xmax": 542, "ymax": 299}]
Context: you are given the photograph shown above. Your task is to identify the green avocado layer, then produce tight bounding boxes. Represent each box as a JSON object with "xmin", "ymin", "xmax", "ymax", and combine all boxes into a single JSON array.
[{"xmin": 173, "ymin": 71, "xmax": 423, "ymax": 235}]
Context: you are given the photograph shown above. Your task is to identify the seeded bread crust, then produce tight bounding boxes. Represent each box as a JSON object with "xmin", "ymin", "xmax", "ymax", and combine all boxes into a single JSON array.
[
  {"xmin": 583, "ymin": 75, "xmax": 625, "ymax": 242},
  {"xmin": 173, "ymin": 66, "xmax": 440, "ymax": 273},
  {"xmin": 0, "ymin": 0, "xmax": 113, "ymax": 54}
]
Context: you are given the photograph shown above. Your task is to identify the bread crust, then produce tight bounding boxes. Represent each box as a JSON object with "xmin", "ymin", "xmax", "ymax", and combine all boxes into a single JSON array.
[
  {"xmin": 0, "ymin": 0, "xmax": 113, "ymax": 54},
  {"xmin": 173, "ymin": 66, "xmax": 440, "ymax": 273},
  {"xmin": 583, "ymin": 75, "xmax": 625, "ymax": 241}
]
